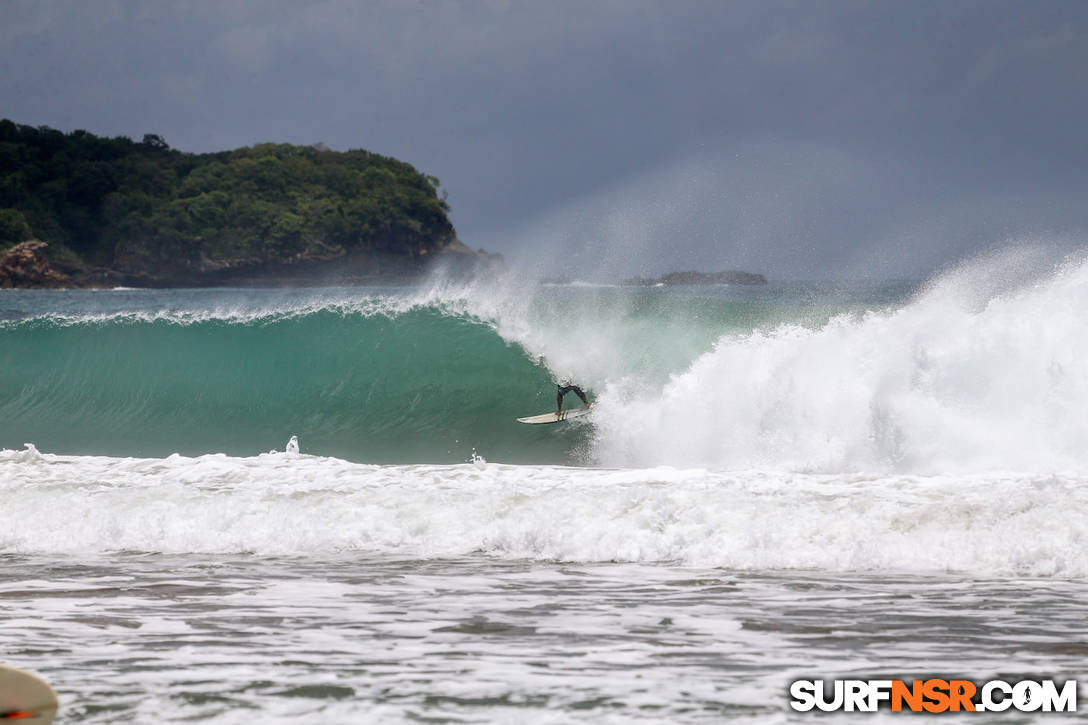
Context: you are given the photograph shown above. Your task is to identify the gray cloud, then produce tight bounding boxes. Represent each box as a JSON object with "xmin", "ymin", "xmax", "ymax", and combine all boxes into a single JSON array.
[{"xmin": 3, "ymin": 0, "xmax": 1087, "ymax": 278}]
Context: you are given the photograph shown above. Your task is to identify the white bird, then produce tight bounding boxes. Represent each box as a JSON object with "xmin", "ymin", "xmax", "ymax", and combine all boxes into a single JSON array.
[{"xmin": 285, "ymin": 435, "xmax": 299, "ymax": 458}]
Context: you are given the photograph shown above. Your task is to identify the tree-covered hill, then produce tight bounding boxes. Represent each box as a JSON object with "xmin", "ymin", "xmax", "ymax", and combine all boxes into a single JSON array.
[{"xmin": 0, "ymin": 120, "xmax": 459, "ymax": 283}]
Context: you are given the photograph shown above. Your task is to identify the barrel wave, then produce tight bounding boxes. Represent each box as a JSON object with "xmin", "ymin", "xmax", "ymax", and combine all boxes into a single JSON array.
[
  {"xmin": 0, "ymin": 302, "xmax": 582, "ymax": 463},
  {"xmin": 4, "ymin": 251, "xmax": 1088, "ymax": 473}
]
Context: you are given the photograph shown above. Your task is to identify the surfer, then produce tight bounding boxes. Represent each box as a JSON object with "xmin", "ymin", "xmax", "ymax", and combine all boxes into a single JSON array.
[{"xmin": 556, "ymin": 380, "xmax": 590, "ymax": 415}]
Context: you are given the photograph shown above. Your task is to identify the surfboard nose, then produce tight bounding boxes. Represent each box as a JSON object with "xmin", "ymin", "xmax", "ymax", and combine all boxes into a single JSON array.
[{"xmin": 0, "ymin": 666, "xmax": 59, "ymax": 725}]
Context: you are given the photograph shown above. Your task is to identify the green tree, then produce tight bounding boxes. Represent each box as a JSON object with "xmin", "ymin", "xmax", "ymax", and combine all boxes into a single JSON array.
[
  {"xmin": 0, "ymin": 207, "xmax": 31, "ymax": 245},
  {"xmin": 0, "ymin": 118, "xmax": 457, "ymax": 274}
]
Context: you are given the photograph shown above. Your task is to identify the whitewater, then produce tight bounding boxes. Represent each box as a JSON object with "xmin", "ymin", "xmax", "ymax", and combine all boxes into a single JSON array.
[{"xmin": 3, "ymin": 254, "xmax": 1088, "ymax": 722}]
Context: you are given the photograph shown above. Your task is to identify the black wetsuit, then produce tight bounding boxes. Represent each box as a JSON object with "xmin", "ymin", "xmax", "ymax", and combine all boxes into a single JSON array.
[{"xmin": 557, "ymin": 383, "xmax": 589, "ymax": 411}]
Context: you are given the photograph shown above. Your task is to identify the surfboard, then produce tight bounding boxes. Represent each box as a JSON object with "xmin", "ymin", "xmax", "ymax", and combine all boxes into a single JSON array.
[
  {"xmin": 0, "ymin": 665, "xmax": 58, "ymax": 724},
  {"xmin": 517, "ymin": 408, "xmax": 591, "ymax": 424}
]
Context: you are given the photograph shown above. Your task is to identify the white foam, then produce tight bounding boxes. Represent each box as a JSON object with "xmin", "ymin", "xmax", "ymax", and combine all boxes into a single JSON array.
[
  {"xmin": 3, "ymin": 446, "xmax": 1087, "ymax": 576},
  {"xmin": 13, "ymin": 442, "xmax": 43, "ymax": 462},
  {"xmin": 415, "ymin": 249, "xmax": 1088, "ymax": 475},
  {"xmin": 592, "ymin": 252, "xmax": 1088, "ymax": 473}
]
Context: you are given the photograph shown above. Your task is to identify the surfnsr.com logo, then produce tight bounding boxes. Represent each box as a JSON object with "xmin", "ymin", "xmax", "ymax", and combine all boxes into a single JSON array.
[{"xmin": 789, "ymin": 679, "xmax": 1077, "ymax": 713}]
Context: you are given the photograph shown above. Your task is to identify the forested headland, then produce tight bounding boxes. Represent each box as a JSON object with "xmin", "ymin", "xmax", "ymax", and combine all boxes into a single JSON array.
[{"xmin": 0, "ymin": 120, "xmax": 490, "ymax": 287}]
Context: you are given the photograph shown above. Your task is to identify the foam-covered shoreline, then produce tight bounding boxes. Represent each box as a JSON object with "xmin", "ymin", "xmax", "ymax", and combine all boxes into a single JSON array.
[{"xmin": 4, "ymin": 444, "xmax": 1086, "ymax": 576}]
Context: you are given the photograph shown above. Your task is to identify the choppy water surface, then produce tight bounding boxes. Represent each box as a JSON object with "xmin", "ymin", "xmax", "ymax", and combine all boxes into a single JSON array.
[{"xmin": 4, "ymin": 556, "xmax": 1086, "ymax": 724}]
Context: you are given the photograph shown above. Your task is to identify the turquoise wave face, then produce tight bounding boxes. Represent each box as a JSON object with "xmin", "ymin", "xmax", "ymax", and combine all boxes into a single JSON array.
[
  {"xmin": 0, "ymin": 280, "xmax": 924, "ymax": 468},
  {"xmin": 0, "ymin": 308, "xmax": 587, "ymax": 463}
]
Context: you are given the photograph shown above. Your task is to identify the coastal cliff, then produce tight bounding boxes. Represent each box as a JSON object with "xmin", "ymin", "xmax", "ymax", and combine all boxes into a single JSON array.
[{"xmin": 0, "ymin": 120, "xmax": 495, "ymax": 287}]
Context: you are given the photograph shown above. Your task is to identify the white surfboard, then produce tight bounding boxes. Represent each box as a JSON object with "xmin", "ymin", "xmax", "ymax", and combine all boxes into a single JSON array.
[
  {"xmin": 0, "ymin": 665, "xmax": 58, "ymax": 724},
  {"xmin": 517, "ymin": 408, "xmax": 591, "ymax": 424}
]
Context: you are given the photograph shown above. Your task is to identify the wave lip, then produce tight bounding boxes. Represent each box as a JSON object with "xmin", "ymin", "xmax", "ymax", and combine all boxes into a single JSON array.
[
  {"xmin": 3, "ymin": 447, "xmax": 1086, "ymax": 577},
  {"xmin": 0, "ymin": 296, "xmax": 426, "ymax": 328}
]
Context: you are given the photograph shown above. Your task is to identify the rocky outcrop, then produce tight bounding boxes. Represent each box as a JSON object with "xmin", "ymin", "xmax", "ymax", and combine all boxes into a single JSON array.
[
  {"xmin": 0, "ymin": 241, "xmax": 78, "ymax": 288},
  {"xmin": 621, "ymin": 269, "xmax": 767, "ymax": 286}
]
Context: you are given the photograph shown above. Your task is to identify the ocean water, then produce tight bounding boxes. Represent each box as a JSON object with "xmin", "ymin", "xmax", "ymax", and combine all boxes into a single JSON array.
[{"xmin": 3, "ymin": 256, "xmax": 1088, "ymax": 722}]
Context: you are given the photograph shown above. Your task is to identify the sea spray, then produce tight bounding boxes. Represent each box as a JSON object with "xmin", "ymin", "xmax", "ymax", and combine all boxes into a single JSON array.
[{"xmin": 591, "ymin": 253, "xmax": 1088, "ymax": 473}]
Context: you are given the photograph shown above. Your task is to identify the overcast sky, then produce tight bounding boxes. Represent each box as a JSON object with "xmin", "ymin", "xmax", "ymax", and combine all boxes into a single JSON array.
[{"xmin": 4, "ymin": 0, "xmax": 1088, "ymax": 279}]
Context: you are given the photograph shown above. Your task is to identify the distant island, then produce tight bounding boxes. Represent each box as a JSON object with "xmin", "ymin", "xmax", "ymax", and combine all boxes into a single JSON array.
[
  {"xmin": 0, "ymin": 119, "xmax": 497, "ymax": 288},
  {"xmin": 620, "ymin": 270, "xmax": 767, "ymax": 286}
]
